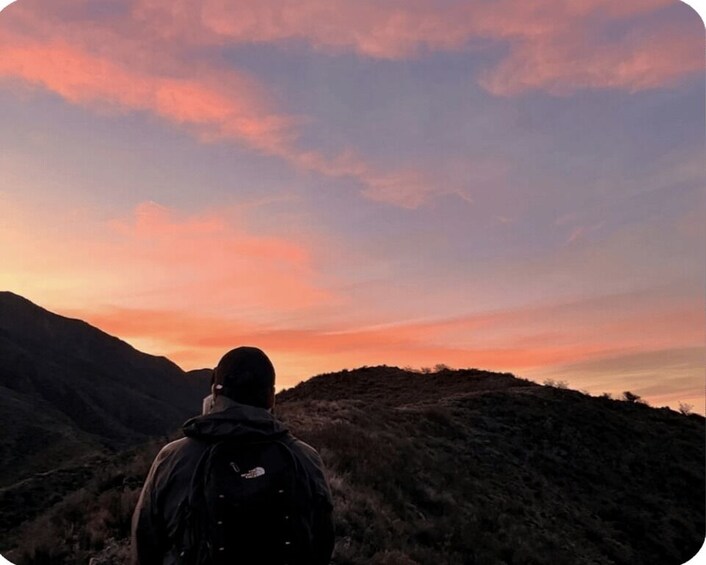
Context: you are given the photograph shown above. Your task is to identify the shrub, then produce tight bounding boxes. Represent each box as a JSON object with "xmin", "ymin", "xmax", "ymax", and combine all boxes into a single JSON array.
[
  {"xmin": 543, "ymin": 379, "xmax": 568, "ymax": 389},
  {"xmin": 678, "ymin": 402, "xmax": 693, "ymax": 416},
  {"xmin": 622, "ymin": 391, "xmax": 642, "ymax": 403}
]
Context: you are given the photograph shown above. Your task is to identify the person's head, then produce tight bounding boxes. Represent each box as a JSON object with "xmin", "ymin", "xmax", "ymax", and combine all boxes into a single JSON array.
[{"xmin": 212, "ymin": 346, "xmax": 276, "ymax": 409}]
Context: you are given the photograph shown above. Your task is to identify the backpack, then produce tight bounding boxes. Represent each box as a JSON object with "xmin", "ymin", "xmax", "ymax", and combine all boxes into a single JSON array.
[{"xmin": 177, "ymin": 437, "xmax": 300, "ymax": 565}]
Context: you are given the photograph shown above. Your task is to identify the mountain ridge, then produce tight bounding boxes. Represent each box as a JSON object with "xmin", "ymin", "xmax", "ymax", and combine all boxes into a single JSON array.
[{"xmin": 0, "ymin": 291, "xmax": 209, "ymax": 487}]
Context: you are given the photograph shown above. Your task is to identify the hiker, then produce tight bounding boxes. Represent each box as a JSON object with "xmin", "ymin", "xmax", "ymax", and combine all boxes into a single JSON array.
[{"xmin": 131, "ymin": 346, "xmax": 334, "ymax": 565}]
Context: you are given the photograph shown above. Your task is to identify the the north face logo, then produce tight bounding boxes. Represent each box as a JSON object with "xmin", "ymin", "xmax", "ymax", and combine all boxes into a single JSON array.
[{"xmin": 240, "ymin": 466, "xmax": 266, "ymax": 479}]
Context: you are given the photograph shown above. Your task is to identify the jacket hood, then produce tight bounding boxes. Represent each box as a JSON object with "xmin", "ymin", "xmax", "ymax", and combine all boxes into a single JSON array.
[{"xmin": 182, "ymin": 402, "xmax": 288, "ymax": 443}]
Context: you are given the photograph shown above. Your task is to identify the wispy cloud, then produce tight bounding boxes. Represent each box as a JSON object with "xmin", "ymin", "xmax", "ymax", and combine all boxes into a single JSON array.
[
  {"xmin": 0, "ymin": 36, "xmax": 298, "ymax": 150},
  {"xmin": 0, "ymin": 5, "xmax": 447, "ymax": 208},
  {"xmin": 134, "ymin": 0, "xmax": 700, "ymax": 94},
  {"xmin": 479, "ymin": 14, "xmax": 703, "ymax": 96},
  {"xmin": 62, "ymin": 283, "xmax": 703, "ymax": 394},
  {"xmin": 67, "ymin": 303, "xmax": 612, "ymax": 385},
  {"xmin": 1, "ymin": 0, "xmax": 699, "ymax": 209},
  {"xmin": 565, "ymin": 222, "xmax": 604, "ymax": 245}
]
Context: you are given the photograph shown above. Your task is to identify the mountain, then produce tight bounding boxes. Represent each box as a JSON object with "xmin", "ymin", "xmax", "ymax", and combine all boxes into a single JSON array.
[
  {"xmin": 3, "ymin": 365, "xmax": 704, "ymax": 565},
  {"xmin": 0, "ymin": 291, "xmax": 209, "ymax": 487}
]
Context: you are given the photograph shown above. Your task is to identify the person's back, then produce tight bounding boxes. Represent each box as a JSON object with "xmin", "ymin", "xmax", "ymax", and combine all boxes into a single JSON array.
[{"xmin": 131, "ymin": 346, "xmax": 334, "ymax": 565}]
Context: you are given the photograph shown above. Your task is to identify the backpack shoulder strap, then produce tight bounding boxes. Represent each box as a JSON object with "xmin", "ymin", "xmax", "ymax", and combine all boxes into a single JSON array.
[{"xmin": 174, "ymin": 442, "xmax": 217, "ymax": 565}]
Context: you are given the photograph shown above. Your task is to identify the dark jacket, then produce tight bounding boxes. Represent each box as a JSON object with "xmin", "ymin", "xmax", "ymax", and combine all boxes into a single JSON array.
[{"xmin": 131, "ymin": 402, "xmax": 334, "ymax": 565}]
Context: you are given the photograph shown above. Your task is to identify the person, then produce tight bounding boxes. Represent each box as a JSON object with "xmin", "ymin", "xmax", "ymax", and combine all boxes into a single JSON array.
[{"xmin": 131, "ymin": 346, "xmax": 334, "ymax": 565}]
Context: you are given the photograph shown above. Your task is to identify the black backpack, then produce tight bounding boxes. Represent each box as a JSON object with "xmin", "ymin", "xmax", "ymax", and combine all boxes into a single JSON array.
[{"xmin": 177, "ymin": 437, "xmax": 300, "ymax": 565}]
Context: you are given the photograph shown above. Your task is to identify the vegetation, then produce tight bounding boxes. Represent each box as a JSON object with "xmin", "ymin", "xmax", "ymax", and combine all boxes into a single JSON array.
[
  {"xmin": 679, "ymin": 402, "xmax": 694, "ymax": 416},
  {"xmin": 2, "ymin": 366, "xmax": 704, "ymax": 565},
  {"xmin": 542, "ymin": 379, "xmax": 568, "ymax": 389},
  {"xmin": 622, "ymin": 391, "xmax": 643, "ymax": 404}
]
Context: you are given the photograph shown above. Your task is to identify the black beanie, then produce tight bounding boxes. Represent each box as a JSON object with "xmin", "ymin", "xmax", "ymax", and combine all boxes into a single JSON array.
[{"xmin": 213, "ymin": 346, "xmax": 275, "ymax": 408}]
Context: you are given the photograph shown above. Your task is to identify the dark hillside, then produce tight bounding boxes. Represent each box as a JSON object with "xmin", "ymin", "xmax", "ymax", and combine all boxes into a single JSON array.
[
  {"xmin": 280, "ymin": 369, "xmax": 704, "ymax": 564},
  {"xmin": 277, "ymin": 365, "xmax": 529, "ymax": 405},
  {"xmin": 3, "ymin": 365, "xmax": 703, "ymax": 565},
  {"xmin": 0, "ymin": 292, "xmax": 209, "ymax": 486}
]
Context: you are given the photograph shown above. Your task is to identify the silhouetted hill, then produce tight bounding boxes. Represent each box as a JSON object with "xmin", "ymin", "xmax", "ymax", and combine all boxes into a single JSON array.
[
  {"xmin": 3, "ymin": 364, "xmax": 703, "ymax": 564},
  {"xmin": 277, "ymin": 365, "xmax": 529, "ymax": 405},
  {"xmin": 0, "ymin": 292, "xmax": 209, "ymax": 487}
]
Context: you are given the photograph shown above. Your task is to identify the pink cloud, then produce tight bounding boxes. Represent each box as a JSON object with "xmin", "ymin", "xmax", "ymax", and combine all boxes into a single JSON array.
[
  {"xmin": 0, "ymin": 5, "xmax": 446, "ymax": 208},
  {"xmin": 132, "ymin": 0, "xmax": 699, "ymax": 94},
  {"xmin": 479, "ymin": 17, "xmax": 703, "ymax": 96},
  {"xmin": 1, "ymin": 0, "xmax": 694, "ymax": 212},
  {"xmin": 0, "ymin": 35, "xmax": 297, "ymax": 152},
  {"xmin": 1, "ymin": 6, "xmax": 695, "ymax": 141}
]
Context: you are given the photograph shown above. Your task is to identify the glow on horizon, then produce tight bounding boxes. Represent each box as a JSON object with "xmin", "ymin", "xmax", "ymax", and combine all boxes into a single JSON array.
[{"xmin": 0, "ymin": 0, "xmax": 703, "ymax": 412}]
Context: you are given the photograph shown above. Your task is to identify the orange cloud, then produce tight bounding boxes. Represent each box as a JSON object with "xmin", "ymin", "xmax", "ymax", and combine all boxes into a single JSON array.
[
  {"xmin": 104, "ymin": 202, "xmax": 334, "ymax": 312},
  {"xmin": 69, "ymin": 302, "xmax": 617, "ymax": 388},
  {"xmin": 0, "ymin": 199, "xmax": 335, "ymax": 317},
  {"xmin": 63, "ymin": 283, "xmax": 703, "ymax": 389}
]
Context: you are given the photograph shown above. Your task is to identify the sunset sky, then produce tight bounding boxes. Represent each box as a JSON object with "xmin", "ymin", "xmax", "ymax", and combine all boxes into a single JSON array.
[{"xmin": 0, "ymin": 0, "xmax": 703, "ymax": 412}]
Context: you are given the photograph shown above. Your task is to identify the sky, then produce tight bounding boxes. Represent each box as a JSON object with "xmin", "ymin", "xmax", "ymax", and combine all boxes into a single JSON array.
[{"xmin": 0, "ymin": 0, "xmax": 703, "ymax": 412}]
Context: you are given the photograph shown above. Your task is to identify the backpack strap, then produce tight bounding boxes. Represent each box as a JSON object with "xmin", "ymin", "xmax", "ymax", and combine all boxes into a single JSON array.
[{"xmin": 174, "ymin": 443, "xmax": 217, "ymax": 565}]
